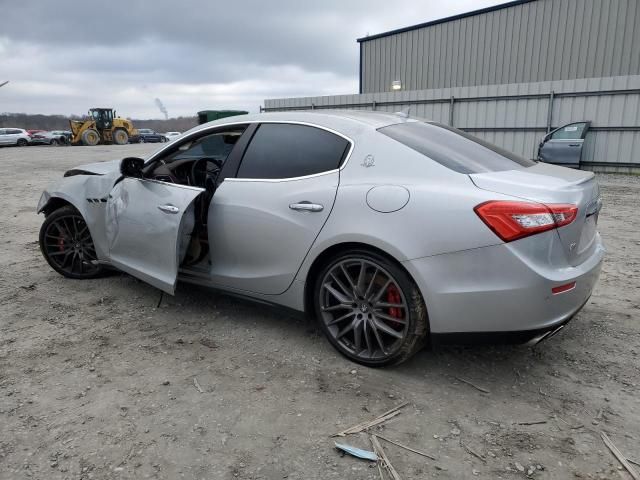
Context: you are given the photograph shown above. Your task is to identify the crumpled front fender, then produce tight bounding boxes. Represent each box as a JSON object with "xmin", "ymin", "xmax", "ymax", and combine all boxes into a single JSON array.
[{"xmin": 37, "ymin": 172, "xmax": 120, "ymax": 262}]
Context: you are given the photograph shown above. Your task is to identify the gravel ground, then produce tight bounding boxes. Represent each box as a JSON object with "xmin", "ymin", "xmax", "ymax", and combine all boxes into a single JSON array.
[{"xmin": 1, "ymin": 144, "xmax": 639, "ymax": 480}]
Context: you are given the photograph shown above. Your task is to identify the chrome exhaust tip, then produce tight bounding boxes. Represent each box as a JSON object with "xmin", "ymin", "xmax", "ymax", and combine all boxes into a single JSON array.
[{"xmin": 526, "ymin": 324, "xmax": 565, "ymax": 347}]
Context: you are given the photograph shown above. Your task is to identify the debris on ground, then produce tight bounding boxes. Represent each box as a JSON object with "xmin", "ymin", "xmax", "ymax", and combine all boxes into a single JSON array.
[
  {"xmin": 193, "ymin": 377, "xmax": 204, "ymax": 393},
  {"xmin": 601, "ymin": 432, "xmax": 640, "ymax": 480},
  {"xmin": 334, "ymin": 442, "xmax": 378, "ymax": 461},
  {"xmin": 333, "ymin": 403, "xmax": 408, "ymax": 437},
  {"xmin": 454, "ymin": 376, "xmax": 490, "ymax": 394},
  {"xmin": 375, "ymin": 434, "xmax": 436, "ymax": 461},
  {"xmin": 370, "ymin": 435, "xmax": 401, "ymax": 480}
]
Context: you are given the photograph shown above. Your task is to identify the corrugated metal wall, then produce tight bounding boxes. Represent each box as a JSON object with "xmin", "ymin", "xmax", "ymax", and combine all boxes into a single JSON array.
[
  {"xmin": 263, "ymin": 75, "xmax": 640, "ymax": 171},
  {"xmin": 359, "ymin": 0, "xmax": 640, "ymax": 93}
]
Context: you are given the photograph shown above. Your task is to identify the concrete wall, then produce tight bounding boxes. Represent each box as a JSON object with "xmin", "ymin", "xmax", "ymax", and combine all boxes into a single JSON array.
[
  {"xmin": 264, "ymin": 75, "xmax": 640, "ymax": 171},
  {"xmin": 359, "ymin": 0, "xmax": 640, "ymax": 93}
]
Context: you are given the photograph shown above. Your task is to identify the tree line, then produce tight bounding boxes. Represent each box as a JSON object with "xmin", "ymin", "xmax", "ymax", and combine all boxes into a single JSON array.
[{"xmin": 0, "ymin": 113, "xmax": 199, "ymax": 132}]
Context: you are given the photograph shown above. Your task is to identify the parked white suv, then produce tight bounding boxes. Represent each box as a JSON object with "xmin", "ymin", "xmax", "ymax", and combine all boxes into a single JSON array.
[{"xmin": 0, "ymin": 128, "xmax": 31, "ymax": 147}]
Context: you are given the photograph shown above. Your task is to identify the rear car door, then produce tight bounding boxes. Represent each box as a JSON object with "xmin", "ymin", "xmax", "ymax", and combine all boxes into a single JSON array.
[
  {"xmin": 538, "ymin": 122, "xmax": 590, "ymax": 167},
  {"xmin": 106, "ymin": 178, "xmax": 204, "ymax": 294},
  {"xmin": 207, "ymin": 122, "xmax": 351, "ymax": 295},
  {"xmin": 0, "ymin": 129, "xmax": 6, "ymax": 145}
]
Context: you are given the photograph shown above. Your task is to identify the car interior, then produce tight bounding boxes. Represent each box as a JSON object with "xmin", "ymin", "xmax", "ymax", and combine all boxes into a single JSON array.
[{"xmin": 141, "ymin": 125, "xmax": 248, "ymax": 269}]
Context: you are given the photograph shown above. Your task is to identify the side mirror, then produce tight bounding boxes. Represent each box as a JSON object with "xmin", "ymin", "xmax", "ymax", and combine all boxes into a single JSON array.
[{"xmin": 120, "ymin": 157, "xmax": 144, "ymax": 178}]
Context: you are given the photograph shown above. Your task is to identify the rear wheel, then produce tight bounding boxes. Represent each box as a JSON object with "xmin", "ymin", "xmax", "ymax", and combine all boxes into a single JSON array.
[
  {"xmin": 17, "ymin": 138, "xmax": 28, "ymax": 147},
  {"xmin": 39, "ymin": 206, "xmax": 103, "ymax": 279},
  {"xmin": 50, "ymin": 138, "xmax": 59, "ymax": 146},
  {"xmin": 139, "ymin": 137, "xmax": 145, "ymax": 143},
  {"xmin": 112, "ymin": 128, "xmax": 129, "ymax": 145},
  {"xmin": 313, "ymin": 250, "xmax": 428, "ymax": 367},
  {"xmin": 81, "ymin": 129, "xmax": 100, "ymax": 146}
]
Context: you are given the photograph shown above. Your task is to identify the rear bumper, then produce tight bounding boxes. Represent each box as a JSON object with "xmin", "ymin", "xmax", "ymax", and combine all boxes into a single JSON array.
[{"xmin": 403, "ymin": 233, "xmax": 604, "ymax": 335}]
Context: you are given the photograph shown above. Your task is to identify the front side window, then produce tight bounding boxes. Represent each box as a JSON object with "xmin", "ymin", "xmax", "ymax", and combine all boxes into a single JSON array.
[
  {"xmin": 237, "ymin": 123, "xmax": 350, "ymax": 179},
  {"xmin": 378, "ymin": 121, "xmax": 535, "ymax": 174},
  {"xmin": 550, "ymin": 122, "xmax": 588, "ymax": 140},
  {"xmin": 145, "ymin": 125, "xmax": 248, "ymax": 186}
]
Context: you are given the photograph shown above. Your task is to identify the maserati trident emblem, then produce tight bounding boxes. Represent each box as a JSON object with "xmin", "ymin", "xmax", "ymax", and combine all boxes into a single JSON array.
[
  {"xmin": 361, "ymin": 154, "xmax": 375, "ymax": 168},
  {"xmin": 569, "ymin": 242, "xmax": 577, "ymax": 251}
]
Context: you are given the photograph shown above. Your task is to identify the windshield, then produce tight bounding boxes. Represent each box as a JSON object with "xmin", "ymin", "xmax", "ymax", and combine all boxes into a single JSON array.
[{"xmin": 378, "ymin": 121, "xmax": 536, "ymax": 174}]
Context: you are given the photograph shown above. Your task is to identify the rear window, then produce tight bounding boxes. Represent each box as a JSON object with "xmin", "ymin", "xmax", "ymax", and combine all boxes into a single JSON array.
[{"xmin": 378, "ymin": 122, "xmax": 536, "ymax": 174}]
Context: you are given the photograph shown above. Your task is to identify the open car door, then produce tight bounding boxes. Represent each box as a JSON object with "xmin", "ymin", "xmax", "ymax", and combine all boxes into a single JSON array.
[
  {"xmin": 538, "ymin": 121, "xmax": 590, "ymax": 168},
  {"xmin": 106, "ymin": 177, "xmax": 204, "ymax": 294}
]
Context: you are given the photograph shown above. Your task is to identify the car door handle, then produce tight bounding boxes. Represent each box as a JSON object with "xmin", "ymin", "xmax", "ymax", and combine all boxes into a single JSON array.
[
  {"xmin": 289, "ymin": 202, "xmax": 324, "ymax": 212},
  {"xmin": 568, "ymin": 143, "xmax": 581, "ymax": 147},
  {"xmin": 158, "ymin": 204, "xmax": 180, "ymax": 214}
]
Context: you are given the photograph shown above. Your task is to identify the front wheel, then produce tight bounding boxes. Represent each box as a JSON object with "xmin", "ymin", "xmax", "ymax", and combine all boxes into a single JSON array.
[
  {"xmin": 39, "ymin": 206, "xmax": 103, "ymax": 279},
  {"xmin": 81, "ymin": 129, "xmax": 100, "ymax": 146},
  {"xmin": 112, "ymin": 128, "xmax": 129, "ymax": 145},
  {"xmin": 313, "ymin": 250, "xmax": 428, "ymax": 367}
]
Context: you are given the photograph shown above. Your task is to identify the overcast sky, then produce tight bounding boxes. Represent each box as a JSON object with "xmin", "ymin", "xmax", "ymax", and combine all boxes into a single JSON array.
[{"xmin": 0, "ymin": 0, "xmax": 503, "ymax": 119}]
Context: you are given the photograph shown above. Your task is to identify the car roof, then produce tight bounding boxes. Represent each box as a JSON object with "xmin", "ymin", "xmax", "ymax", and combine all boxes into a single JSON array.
[{"xmin": 187, "ymin": 110, "xmax": 420, "ymax": 137}]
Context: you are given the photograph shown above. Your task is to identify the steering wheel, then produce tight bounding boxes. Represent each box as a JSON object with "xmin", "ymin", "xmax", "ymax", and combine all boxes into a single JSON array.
[{"xmin": 191, "ymin": 158, "xmax": 222, "ymax": 192}]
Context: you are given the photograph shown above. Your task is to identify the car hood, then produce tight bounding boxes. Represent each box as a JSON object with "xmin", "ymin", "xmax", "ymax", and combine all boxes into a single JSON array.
[{"xmin": 65, "ymin": 159, "xmax": 121, "ymax": 176}]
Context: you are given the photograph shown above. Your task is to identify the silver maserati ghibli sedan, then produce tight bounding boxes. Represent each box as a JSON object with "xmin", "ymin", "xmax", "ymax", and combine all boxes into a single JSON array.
[{"xmin": 37, "ymin": 111, "xmax": 604, "ymax": 366}]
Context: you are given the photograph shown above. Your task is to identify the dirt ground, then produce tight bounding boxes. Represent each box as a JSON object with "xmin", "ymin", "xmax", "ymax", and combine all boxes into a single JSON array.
[{"xmin": 0, "ymin": 144, "xmax": 638, "ymax": 480}]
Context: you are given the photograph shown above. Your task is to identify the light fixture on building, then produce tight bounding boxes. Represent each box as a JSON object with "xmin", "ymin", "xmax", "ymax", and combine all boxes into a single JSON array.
[{"xmin": 391, "ymin": 80, "xmax": 402, "ymax": 91}]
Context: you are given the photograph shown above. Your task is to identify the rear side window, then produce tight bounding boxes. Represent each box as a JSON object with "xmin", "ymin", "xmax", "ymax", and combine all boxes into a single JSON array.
[
  {"xmin": 378, "ymin": 122, "xmax": 535, "ymax": 174},
  {"xmin": 237, "ymin": 123, "xmax": 350, "ymax": 179}
]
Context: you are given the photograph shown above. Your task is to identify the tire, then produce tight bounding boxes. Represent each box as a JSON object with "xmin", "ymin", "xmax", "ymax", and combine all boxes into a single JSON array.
[
  {"xmin": 112, "ymin": 129, "xmax": 129, "ymax": 145},
  {"xmin": 39, "ymin": 206, "xmax": 103, "ymax": 279},
  {"xmin": 17, "ymin": 138, "xmax": 28, "ymax": 147},
  {"xmin": 50, "ymin": 139, "xmax": 59, "ymax": 146},
  {"xmin": 139, "ymin": 137, "xmax": 145, "ymax": 143},
  {"xmin": 313, "ymin": 249, "xmax": 428, "ymax": 367},
  {"xmin": 81, "ymin": 129, "xmax": 100, "ymax": 146}
]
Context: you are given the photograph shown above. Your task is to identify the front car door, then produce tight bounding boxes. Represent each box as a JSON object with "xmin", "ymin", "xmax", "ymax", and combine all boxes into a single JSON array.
[
  {"xmin": 538, "ymin": 121, "xmax": 590, "ymax": 167},
  {"xmin": 105, "ymin": 123, "xmax": 252, "ymax": 294},
  {"xmin": 207, "ymin": 122, "xmax": 352, "ymax": 295},
  {"xmin": 106, "ymin": 178, "xmax": 203, "ymax": 294}
]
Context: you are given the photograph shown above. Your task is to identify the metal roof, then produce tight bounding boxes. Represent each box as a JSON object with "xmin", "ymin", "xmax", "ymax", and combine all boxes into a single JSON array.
[{"xmin": 356, "ymin": 0, "xmax": 537, "ymax": 43}]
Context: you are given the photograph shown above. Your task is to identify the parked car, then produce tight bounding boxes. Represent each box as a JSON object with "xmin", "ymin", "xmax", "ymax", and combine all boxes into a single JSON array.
[
  {"xmin": 51, "ymin": 130, "xmax": 73, "ymax": 144},
  {"xmin": 30, "ymin": 130, "xmax": 70, "ymax": 146},
  {"xmin": 36, "ymin": 111, "xmax": 604, "ymax": 366},
  {"xmin": 131, "ymin": 128, "xmax": 167, "ymax": 143},
  {"xmin": 163, "ymin": 131, "xmax": 182, "ymax": 140},
  {"xmin": 0, "ymin": 128, "xmax": 31, "ymax": 146}
]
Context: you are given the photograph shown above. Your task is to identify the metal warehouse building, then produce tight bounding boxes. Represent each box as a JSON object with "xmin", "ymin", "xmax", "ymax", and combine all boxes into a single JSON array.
[{"xmin": 264, "ymin": 0, "xmax": 640, "ymax": 171}]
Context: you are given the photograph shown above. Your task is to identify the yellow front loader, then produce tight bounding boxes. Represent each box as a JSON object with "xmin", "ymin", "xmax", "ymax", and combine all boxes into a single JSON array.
[{"xmin": 69, "ymin": 108, "xmax": 138, "ymax": 146}]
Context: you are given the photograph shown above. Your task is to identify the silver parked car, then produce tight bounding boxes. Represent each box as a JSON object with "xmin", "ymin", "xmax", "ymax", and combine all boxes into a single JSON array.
[
  {"xmin": 0, "ymin": 128, "xmax": 31, "ymax": 146},
  {"xmin": 37, "ymin": 111, "xmax": 604, "ymax": 366}
]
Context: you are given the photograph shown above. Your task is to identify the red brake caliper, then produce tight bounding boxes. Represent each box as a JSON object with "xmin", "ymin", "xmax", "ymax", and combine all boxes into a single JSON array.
[
  {"xmin": 58, "ymin": 226, "xmax": 66, "ymax": 252},
  {"xmin": 386, "ymin": 284, "xmax": 403, "ymax": 320}
]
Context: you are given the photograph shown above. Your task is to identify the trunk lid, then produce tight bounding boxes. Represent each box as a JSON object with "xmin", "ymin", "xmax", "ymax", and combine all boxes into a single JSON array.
[{"xmin": 470, "ymin": 162, "xmax": 601, "ymax": 266}]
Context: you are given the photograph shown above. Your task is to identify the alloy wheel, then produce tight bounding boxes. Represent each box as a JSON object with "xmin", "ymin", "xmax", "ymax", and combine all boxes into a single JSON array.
[
  {"xmin": 42, "ymin": 213, "xmax": 100, "ymax": 276},
  {"xmin": 319, "ymin": 258, "xmax": 409, "ymax": 361}
]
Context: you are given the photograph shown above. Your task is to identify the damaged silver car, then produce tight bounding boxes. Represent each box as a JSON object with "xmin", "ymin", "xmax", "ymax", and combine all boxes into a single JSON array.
[{"xmin": 38, "ymin": 111, "xmax": 604, "ymax": 366}]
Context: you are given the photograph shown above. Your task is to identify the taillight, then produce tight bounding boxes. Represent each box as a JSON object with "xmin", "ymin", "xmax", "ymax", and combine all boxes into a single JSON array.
[{"xmin": 474, "ymin": 201, "xmax": 578, "ymax": 242}]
